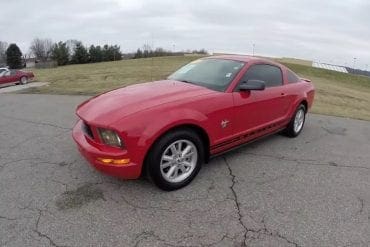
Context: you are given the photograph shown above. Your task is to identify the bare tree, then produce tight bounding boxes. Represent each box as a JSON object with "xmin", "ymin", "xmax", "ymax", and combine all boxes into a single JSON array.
[
  {"xmin": 29, "ymin": 38, "xmax": 53, "ymax": 62},
  {"xmin": 0, "ymin": 41, "xmax": 8, "ymax": 66},
  {"xmin": 65, "ymin": 39, "xmax": 79, "ymax": 60}
]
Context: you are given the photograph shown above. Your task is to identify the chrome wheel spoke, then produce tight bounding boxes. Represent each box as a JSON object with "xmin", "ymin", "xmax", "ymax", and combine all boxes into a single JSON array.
[
  {"xmin": 162, "ymin": 155, "xmax": 174, "ymax": 162},
  {"xmin": 170, "ymin": 145, "xmax": 177, "ymax": 155},
  {"xmin": 179, "ymin": 164, "xmax": 187, "ymax": 173},
  {"xmin": 183, "ymin": 152, "xmax": 194, "ymax": 158},
  {"xmin": 181, "ymin": 145, "xmax": 192, "ymax": 157},
  {"xmin": 182, "ymin": 161, "xmax": 192, "ymax": 168},
  {"xmin": 166, "ymin": 166, "xmax": 177, "ymax": 178},
  {"xmin": 171, "ymin": 167, "xmax": 179, "ymax": 178},
  {"xmin": 160, "ymin": 162, "xmax": 172, "ymax": 169}
]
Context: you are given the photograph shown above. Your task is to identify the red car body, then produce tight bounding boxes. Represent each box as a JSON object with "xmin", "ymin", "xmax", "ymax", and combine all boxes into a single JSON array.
[
  {"xmin": 72, "ymin": 55, "xmax": 315, "ymax": 180},
  {"xmin": 0, "ymin": 68, "xmax": 35, "ymax": 86}
]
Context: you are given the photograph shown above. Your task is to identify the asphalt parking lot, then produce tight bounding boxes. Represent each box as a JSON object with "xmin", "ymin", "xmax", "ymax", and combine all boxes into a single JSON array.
[{"xmin": 1, "ymin": 94, "xmax": 370, "ymax": 247}]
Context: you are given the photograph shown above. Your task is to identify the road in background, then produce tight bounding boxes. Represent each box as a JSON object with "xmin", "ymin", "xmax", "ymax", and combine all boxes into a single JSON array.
[{"xmin": 0, "ymin": 82, "xmax": 48, "ymax": 94}]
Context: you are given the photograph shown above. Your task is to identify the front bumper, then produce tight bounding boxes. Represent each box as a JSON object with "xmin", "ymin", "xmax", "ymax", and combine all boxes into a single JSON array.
[{"xmin": 72, "ymin": 120, "xmax": 142, "ymax": 179}]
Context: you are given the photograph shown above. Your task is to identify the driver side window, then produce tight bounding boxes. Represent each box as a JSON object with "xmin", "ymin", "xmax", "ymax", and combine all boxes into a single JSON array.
[
  {"xmin": 0, "ymin": 70, "xmax": 8, "ymax": 77},
  {"xmin": 240, "ymin": 64, "xmax": 283, "ymax": 88}
]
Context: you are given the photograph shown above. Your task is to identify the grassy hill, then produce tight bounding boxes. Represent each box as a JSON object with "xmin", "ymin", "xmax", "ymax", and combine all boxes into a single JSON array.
[{"xmin": 20, "ymin": 56, "xmax": 370, "ymax": 121}]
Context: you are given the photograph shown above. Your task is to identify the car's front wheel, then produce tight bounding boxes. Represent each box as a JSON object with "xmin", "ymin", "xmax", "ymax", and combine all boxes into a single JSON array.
[{"xmin": 146, "ymin": 129, "xmax": 204, "ymax": 191}]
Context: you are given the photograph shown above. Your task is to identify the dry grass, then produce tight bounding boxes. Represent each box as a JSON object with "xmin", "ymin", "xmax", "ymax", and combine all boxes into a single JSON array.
[
  {"xmin": 284, "ymin": 63, "xmax": 370, "ymax": 121},
  {"xmin": 19, "ymin": 56, "xmax": 370, "ymax": 121},
  {"xmin": 21, "ymin": 56, "xmax": 202, "ymax": 95},
  {"xmin": 275, "ymin": 57, "xmax": 312, "ymax": 67}
]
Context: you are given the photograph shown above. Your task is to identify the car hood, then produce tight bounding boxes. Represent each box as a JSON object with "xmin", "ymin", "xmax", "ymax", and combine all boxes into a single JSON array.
[{"xmin": 76, "ymin": 80, "xmax": 215, "ymax": 126}]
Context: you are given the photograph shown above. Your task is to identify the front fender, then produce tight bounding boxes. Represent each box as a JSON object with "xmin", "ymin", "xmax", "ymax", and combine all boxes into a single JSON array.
[
  {"xmin": 138, "ymin": 108, "xmax": 209, "ymax": 147},
  {"xmin": 114, "ymin": 107, "xmax": 211, "ymax": 168}
]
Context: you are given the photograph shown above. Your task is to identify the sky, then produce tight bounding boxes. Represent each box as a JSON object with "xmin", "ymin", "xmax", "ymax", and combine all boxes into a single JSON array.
[{"xmin": 1, "ymin": 0, "xmax": 370, "ymax": 69}]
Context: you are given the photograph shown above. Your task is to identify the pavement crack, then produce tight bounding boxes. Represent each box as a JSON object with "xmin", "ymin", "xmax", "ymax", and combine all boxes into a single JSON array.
[
  {"xmin": 0, "ymin": 215, "xmax": 17, "ymax": 221},
  {"xmin": 223, "ymin": 157, "xmax": 300, "ymax": 247},
  {"xmin": 0, "ymin": 114, "xmax": 71, "ymax": 130},
  {"xmin": 242, "ymin": 152, "xmax": 370, "ymax": 171},
  {"xmin": 223, "ymin": 157, "xmax": 248, "ymax": 246},
  {"xmin": 133, "ymin": 230, "xmax": 176, "ymax": 247},
  {"xmin": 202, "ymin": 234, "xmax": 234, "ymax": 247},
  {"xmin": 119, "ymin": 194, "xmax": 175, "ymax": 212},
  {"xmin": 259, "ymin": 217, "xmax": 300, "ymax": 247},
  {"xmin": 33, "ymin": 209, "xmax": 68, "ymax": 247},
  {"xmin": 8, "ymin": 129, "xmax": 71, "ymax": 150},
  {"xmin": 0, "ymin": 158, "xmax": 42, "ymax": 172},
  {"xmin": 352, "ymin": 196, "xmax": 365, "ymax": 219}
]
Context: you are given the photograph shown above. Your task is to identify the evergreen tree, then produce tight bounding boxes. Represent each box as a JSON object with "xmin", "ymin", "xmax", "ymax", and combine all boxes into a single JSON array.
[
  {"xmin": 112, "ymin": 45, "xmax": 122, "ymax": 60},
  {"xmin": 6, "ymin": 43, "xmax": 23, "ymax": 69},
  {"xmin": 51, "ymin": 41, "xmax": 70, "ymax": 66},
  {"xmin": 102, "ymin": 44, "xmax": 110, "ymax": 61},
  {"xmin": 89, "ymin": 45, "xmax": 103, "ymax": 63},
  {"xmin": 95, "ymin": 46, "xmax": 103, "ymax": 62},
  {"xmin": 102, "ymin": 44, "xmax": 122, "ymax": 61},
  {"xmin": 71, "ymin": 42, "xmax": 89, "ymax": 64},
  {"xmin": 134, "ymin": 49, "xmax": 143, "ymax": 58}
]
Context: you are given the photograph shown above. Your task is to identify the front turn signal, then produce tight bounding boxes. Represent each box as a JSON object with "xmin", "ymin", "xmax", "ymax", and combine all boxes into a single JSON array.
[{"xmin": 97, "ymin": 158, "xmax": 130, "ymax": 166}]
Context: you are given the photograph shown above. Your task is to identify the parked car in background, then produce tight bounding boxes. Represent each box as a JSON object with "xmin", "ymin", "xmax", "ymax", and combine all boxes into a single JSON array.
[
  {"xmin": 0, "ymin": 68, "xmax": 35, "ymax": 87},
  {"xmin": 73, "ymin": 55, "xmax": 315, "ymax": 191}
]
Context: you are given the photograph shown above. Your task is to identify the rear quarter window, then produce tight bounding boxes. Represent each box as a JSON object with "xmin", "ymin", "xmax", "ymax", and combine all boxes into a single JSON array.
[
  {"xmin": 241, "ymin": 64, "xmax": 283, "ymax": 88},
  {"xmin": 287, "ymin": 70, "xmax": 300, "ymax": 83}
]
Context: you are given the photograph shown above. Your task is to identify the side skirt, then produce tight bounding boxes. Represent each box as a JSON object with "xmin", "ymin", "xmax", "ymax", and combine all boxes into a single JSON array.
[{"xmin": 209, "ymin": 127, "xmax": 286, "ymax": 160}]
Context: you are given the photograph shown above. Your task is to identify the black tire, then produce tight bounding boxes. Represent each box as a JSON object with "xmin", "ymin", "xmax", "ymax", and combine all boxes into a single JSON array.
[
  {"xmin": 146, "ymin": 128, "xmax": 204, "ymax": 191},
  {"xmin": 284, "ymin": 104, "xmax": 306, "ymax": 138},
  {"xmin": 20, "ymin": 76, "xmax": 28, "ymax": 85}
]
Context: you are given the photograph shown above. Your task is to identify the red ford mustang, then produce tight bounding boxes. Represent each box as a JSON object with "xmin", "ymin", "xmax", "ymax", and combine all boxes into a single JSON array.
[
  {"xmin": 72, "ymin": 55, "xmax": 315, "ymax": 190},
  {"xmin": 0, "ymin": 68, "xmax": 34, "ymax": 87}
]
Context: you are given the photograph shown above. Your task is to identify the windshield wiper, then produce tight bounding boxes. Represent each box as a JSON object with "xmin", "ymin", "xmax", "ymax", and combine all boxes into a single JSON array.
[{"xmin": 178, "ymin": 79, "xmax": 194, "ymax": 84}]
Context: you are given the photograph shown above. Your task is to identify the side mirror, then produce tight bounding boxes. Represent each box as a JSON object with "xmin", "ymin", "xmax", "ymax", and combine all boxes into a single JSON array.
[{"xmin": 239, "ymin": 79, "xmax": 266, "ymax": 91}]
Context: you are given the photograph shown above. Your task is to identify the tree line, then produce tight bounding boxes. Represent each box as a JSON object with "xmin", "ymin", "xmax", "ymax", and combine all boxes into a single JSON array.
[
  {"xmin": 0, "ymin": 39, "xmax": 123, "ymax": 69},
  {"xmin": 0, "ymin": 38, "xmax": 208, "ymax": 69},
  {"xmin": 33, "ymin": 38, "xmax": 123, "ymax": 66},
  {"xmin": 133, "ymin": 45, "xmax": 207, "ymax": 59}
]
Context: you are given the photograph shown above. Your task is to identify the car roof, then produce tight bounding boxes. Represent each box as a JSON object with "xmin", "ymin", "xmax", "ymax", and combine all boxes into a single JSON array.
[{"xmin": 205, "ymin": 55, "xmax": 282, "ymax": 67}]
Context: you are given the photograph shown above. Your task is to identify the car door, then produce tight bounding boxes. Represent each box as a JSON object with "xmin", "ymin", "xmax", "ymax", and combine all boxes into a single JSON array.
[
  {"xmin": 232, "ymin": 63, "xmax": 289, "ymax": 138},
  {"xmin": 0, "ymin": 70, "xmax": 12, "ymax": 84},
  {"xmin": 8, "ymin": 70, "xmax": 19, "ymax": 83},
  {"xmin": 0, "ymin": 69, "xmax": 5, "ymax": 84}
]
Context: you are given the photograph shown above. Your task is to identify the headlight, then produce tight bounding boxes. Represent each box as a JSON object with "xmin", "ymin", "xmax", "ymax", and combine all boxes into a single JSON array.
[{"xmin": 98, "ymin": 128, "xmax": 123, "ymax": 148}]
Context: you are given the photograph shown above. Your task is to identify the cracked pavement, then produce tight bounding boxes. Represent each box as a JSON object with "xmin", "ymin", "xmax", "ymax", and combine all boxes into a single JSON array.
[{"xmin": 1, "ymin": 94, "xmax": 370, "ymax": 247}]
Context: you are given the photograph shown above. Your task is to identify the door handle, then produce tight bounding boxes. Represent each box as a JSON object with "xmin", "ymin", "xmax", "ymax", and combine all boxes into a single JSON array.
[{"xmin": 281, "ymin": 92, "xmax": 286, "ymax": 96}]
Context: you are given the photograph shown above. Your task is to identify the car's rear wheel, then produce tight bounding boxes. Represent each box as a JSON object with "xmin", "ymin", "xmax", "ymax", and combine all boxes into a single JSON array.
[
  {"xmin": 146, "ymin": 129, "xmax": 204, "ymax": 191},
  {"xmin": 284, "ymin": 104, "xmax": 306, "ymax": 137},
  {"xmin": 20, "ymin": 76, "xmax": 28, "ymax": 85}
]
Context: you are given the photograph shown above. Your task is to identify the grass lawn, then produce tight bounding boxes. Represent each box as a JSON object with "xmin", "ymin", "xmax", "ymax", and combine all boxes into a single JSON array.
[
  {"xmin": 19, "ymin": 56, "xmax": 370, "ymax": 121},
  {"xmin": 21, "ymin": 56, "xmax": 201, "ymax": 95}
]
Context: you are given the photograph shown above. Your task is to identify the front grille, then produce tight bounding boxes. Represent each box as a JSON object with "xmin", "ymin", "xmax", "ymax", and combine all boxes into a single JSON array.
[{"xmin": 82, "ymin": 122, "xmax": 94, "ymax": 139}]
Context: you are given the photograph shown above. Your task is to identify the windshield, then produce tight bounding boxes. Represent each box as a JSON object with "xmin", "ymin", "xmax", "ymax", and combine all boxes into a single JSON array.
[{"xmin": 168, "ymin": 59, "xmax": 245, "ymax": 91}]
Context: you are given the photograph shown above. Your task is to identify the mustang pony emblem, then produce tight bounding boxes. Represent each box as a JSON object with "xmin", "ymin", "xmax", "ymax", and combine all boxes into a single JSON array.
[{"xmin": 221, "ymin": 119, "xmax": 230, "ymax": 128}]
